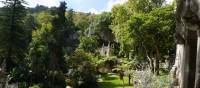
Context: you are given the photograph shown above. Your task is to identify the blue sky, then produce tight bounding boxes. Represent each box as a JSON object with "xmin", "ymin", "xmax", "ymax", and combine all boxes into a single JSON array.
[{"xmin": 0, "ymin": 0, "xmax": 173, "ymax": 13}]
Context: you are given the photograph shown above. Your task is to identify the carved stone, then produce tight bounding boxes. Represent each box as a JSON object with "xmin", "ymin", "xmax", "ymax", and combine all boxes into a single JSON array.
[{"xmin": 172, "ymin": 0, "xmax": 200, "ymax": 88}]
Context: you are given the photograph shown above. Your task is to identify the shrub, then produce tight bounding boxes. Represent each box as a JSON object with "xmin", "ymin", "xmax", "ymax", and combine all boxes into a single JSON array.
[
  {"xmin": 132, "ymin": 69, "xmax": 171, "ymax": 88},
  {"xmin": 66, "ymin": 50, "xmax": 97, "ymax": 88}
]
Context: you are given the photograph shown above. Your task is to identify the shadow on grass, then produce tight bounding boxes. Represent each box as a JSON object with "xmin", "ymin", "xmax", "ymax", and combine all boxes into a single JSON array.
[
  {"xmin": 98, "ymin": 81, "xmax": 123, "ymax": 88},
  {"xmin": 104, "ymin": 76, "xmax": 117, "ymax": 80}
]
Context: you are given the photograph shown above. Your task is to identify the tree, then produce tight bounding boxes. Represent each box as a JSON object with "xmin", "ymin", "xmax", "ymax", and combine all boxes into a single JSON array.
[
  {"xmin": 128, "ymin": 5, "xmax": 175, "ymax": 75},
  {"xmin": 42, "ymin": 2, "xmax": 78, "ymax": 87},
  {"xmin": 65, "ymin": 50, "xmax": 97, "ymax": 88},
  {"xmin": 127, "ymin": 0, "xmax": 164, "ymax": 13},
  {"xmin": 78, "ymin": 36, "xmax": 98, "ymax": 53},
  {"xmin": 110, "ymin": 0, "xmax": 175, "ymax": 75},
  {"xmin": 0, "ymin": 0, "xmax": 30, "ymax": 73},
  {"xmin": 73, "ymin": 12, "xmax": 90, "ymax": 34},
  {"xmin": 64, "ymin": 9, "xmax": 79, "ymax": 54},
  {"xmin": 93, "ymin": 12, "xmax": 115, "ymax": 43},
  {"xmin": 48, "ymin": 1, "xmax": 68, "ymax": 72},
  {"xmin": 111, "ymin": 0, "xmax": 165, "ymax": 56},
  {"xmin": 28, "ymin": 24, "xmax": 51, "ymax": 85},
  {"xmin": 28, "ymin": 5, "xmax": 49, "ymax": 13},
  {"xmin": 111, "ymin": 4, "xmax": 133, "ymax": 56}
]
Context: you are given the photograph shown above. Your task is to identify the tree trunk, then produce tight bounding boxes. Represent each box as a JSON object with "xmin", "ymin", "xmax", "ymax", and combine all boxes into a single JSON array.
[
  {"xmin": 154, "ymin": 45, "xmax": 160, "ymax": 75},
  {"xmin": 122, "ymin": 79, "xmax": 125, "ymax": 88},
  {"xmin": 128, "ymin": 74, "xmax": 131, "ymax": 86},
  {"xmin": 150, "ymin": 60, "xmax": 154, "ymax": 74},
  {"xmin": 148, "ymin": 57, "xmax": 154, "ymax": 74},
  {"xmin": 154, "ymin": 59, "xmax": 159, "ymax": 75}
]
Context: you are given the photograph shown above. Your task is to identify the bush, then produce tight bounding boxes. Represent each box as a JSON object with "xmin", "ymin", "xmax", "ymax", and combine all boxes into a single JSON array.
[
  {"xmin": 79, "ymin": 62, "xmax": 97, "ymax": 88},
  {"xmin": 132, "ymin": 69, "xmax": 171, "ymax": 88},
  {"xmin": 44, "ymin": 71, "xmax": 66, "ymax": 88},
  {"xmin": 66, "ymin": 50, "xmax": 98, "ymax": 88}
]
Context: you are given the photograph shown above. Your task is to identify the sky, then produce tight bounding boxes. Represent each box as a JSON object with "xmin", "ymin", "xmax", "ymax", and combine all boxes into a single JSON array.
[{"xmin": 0, "ymin": 0, "xmax": 173, "ymax": 14}]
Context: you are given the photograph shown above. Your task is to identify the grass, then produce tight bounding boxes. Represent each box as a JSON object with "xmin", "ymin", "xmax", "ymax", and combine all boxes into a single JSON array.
[
  {"xmin": 98, "ymin": 73, "xmax": 133, "ymax": 88},
  {"xmin": 98, "ymin": 70, "xmax": 171, "ymax": 88}
]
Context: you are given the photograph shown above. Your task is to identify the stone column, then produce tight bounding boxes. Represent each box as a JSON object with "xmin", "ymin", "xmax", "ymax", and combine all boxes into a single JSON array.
[
  {"xmin": 195, "ymin": 30, "xmax": 200, "ymax": 88},
  {"xmin": 171, "ymin": 44, "xmax": 184, "ymax": 87},
  {"xmin": 179, "ymin": 43, "xmax": 189, "ymax": 88},
  {"xmin": 182, "ymin": 30, "xmax": 197, "ymax": 88},
  {"xmin": 180, "ymin": 43, "xmax": 189, "ymax": 88}
]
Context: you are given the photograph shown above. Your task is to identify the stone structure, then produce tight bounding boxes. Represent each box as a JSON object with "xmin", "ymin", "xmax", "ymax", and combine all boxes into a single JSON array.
[
  {"xmin": 171, "ymin": 0, "xmax": 200, "ymax": 87},
  {"xmin": 100, "ymin": 42, "xmax": 114, "ymax": 57}
]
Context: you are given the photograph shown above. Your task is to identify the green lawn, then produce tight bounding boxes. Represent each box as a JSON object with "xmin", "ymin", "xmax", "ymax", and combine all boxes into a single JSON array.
[{"xmin": 98, "ymin": 73, "xmax": 133, "ymax": 88}]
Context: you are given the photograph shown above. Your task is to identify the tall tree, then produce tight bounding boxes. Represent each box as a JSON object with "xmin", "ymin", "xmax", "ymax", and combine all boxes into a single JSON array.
[
  {"xmin": 73, "ymin": 12, "xmax": 90, "ymax": 34},
  {"xmin": 111, "ymin": 4, "xmax": 133, "ymax": 56},
  {"xmin": 0, "ymin": 0, "xmax": 29, "ymax": 72},
  {"xmin": 48, "ymin": 1, "xmax": 67, "ymax": 72},
  {"xmin": 128, "ymin": 5, "xmax": 175, "ymax": 74},
  {"xmin": 64, "ymin": 9, "xmax": 79, "ymax": 54}
]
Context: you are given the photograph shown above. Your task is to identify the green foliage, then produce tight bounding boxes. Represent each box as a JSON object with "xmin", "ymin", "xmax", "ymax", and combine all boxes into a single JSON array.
[
  {"xmin": 26, "ymin": 2, "xmax": 77, "ymax": 87},
  {"xmin": 93, "ymin": 12, "xmax": 115, "ymax": 42},
  {"xmin": 94, "ymin": 12, "xmax": 112, "ymax": 32},
  {"xmin": 110, "ymin": 4, "xmax": 133, "ymax": 56},
  {"xmin": 128, "ymin": 5, "xmax": 175, "ymax": 57},
  {"xmin": 97, "ymin": 56, "xmax": 117, "ymax": 67},
  {"xmin": 127, "ymin": 5, "xmax": 175, "ymax": 74},
  {"xmin": 0, "ymin": 0, "xmax": 30, "ymax": 75},
  {"xmin": 78, "ymin": 36, "xmax": 98, "ymax": 53},
  {"xmin": 48, "ymin": 1, "xmax": 68, "ymax": 71},
  {"xmin": 0, "ymin": 0, "xmax": 176, "ymax": 87},
  {"xmin": 28, "ymin": 11, "xmax": 54, "ymax": 82},
  {"xmin": 111, "ymin": 1, "xmax": 175, "ymax": 75},
  {"xmin": 73, "ymin": 12, "xmax": 90, "ymax": 31},
  {"xmin": 66, "ymin": 50, "xmax": 97, "ymax": 88},
  {"xmin": 128, "ymin": 0, "xmax": 164, "ymax": 13},
  {"xmin": 35, "ymin": 12, "xmax": 54, "ymax": 29},
  {"xmin": 111, "ymin": 0, "xmax": 172, "ymax": 57},
  {"xmin": 28, "ymin": 27, "xmax": 51, "ymax": 82}
]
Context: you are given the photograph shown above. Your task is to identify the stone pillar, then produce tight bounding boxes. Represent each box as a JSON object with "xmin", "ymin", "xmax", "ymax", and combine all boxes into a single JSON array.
[
  {"xmin": 107, "ymin": 42, "xmax": 110, "ymax": 57},
  {"xmin": 189, "ymin": 31, "xmax": 197, "ymax": 88},
  {"xmin": 180, "ymin": 30, "xmax": 197, "ymax": 88},
  {"xmin": 180, "ymin": 42, "xmax": 189, "ymax": 88},
  {"xmin": 177, "ymin": 43, "xmax": 189, "ymax": 88},
  {"xmin": 171, "ymin": 44, "xmax": 184, "ymax": 87},
  {"xmin": 195, "ymin": 30, "xmax": 200, "ymax": 88}
]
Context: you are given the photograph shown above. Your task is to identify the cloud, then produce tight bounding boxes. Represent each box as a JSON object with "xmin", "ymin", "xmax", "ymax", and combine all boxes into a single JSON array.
[
  {"xmin": 0, "ymin": 1, "xmax": 3, "ymax": 7},
  {"xmin": 105, "ymin": 0, "xmax": 128, "ymax": 11},
  {"xmin": 0, "ymin": 0, "xmax": 62, "ymax": 7},
  {"xmin": 88, "ymin": 8, "xmax": 100, "ymax": 14},
  {"xmin": 166, "ymin": 0, "xmax": 173, "ymax": 4},
  {"xmin": 87, "ymin": 0, "xmax": 128, "ymax": 14},
  {"xmin": 25, "ymin": 0, "xmax": 60, "ymax": 7}
]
